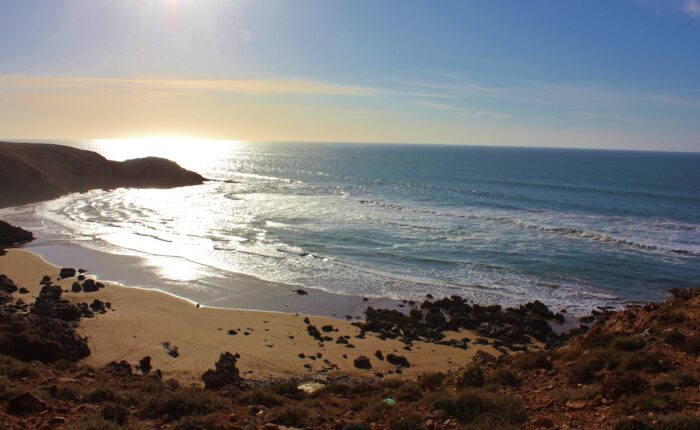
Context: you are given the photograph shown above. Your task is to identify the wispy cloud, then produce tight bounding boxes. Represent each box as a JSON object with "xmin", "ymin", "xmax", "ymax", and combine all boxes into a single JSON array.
[
  {"xmin": 682, "ymin": 0, "xmax": 700, "ymax": 16},
  {"xmin": 0, "ymin": 75, "xmax": 380, "ymax": 97},
  {"xmin": 421, "ymin": 101, "xmax": 512, "ymax": 120}
]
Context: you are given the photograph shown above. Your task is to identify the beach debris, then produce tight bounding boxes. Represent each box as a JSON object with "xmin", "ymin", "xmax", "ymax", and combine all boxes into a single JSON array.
[
  {"xmin": 353, "ymin": 356, "xmax": 372, "ymax": 369},
  {"xmin": 294, "ymin": 289, "xmax": 308, "ymax": 295},
  {"xmin": 104, "ymin": 360, "xmax": 133, "ymax": 376},
  {"xmin": 202, "ymin": 351, "xmax": 243, "ymax": 390},
  {"xmin": 59, "ymin": 267, "xmax": 76, "ymax": 279},
  {"xmin": 161, "ymin": 341, "xmax": 179, "ymax": 358},
  {"xmin": 138, "ymin": 356, "xmax": 152, "ymax": 374},
  {"xmin": 7, "ymin": 392, "xmax": 48, "ymax": 415},
  {"xmin": 386, "ymin": 353, "xmax": 410, "ymax": 368},
  {"xmin": 297, "ymin": 382, "xmax": 324, "ymax": 394}
]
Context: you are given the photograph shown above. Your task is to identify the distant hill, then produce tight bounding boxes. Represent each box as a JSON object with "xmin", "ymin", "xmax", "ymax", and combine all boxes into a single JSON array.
[{"xmin": 0, "ymin": 142, "xmax": 205, "ymax": 208}]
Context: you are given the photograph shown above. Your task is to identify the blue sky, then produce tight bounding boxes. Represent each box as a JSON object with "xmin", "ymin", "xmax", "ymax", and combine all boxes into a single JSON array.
[{"xmin": 0, "ymin": 0, "xmax": 699, "ymax": 150}]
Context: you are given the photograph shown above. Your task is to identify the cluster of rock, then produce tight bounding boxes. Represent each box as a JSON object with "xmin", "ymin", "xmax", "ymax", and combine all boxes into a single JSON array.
[
  {"xmin": 353, "ymin": 295, "xmax": 567, "ymax": 350},
  {"xmin": 0, "ymin": 220, "xmax": 34, "ymax": 255},
  {"xmin": 202, "ymin": 352, "xmax": 244, "ymax": 390},
  {"xmin": 0, "ymin": 274, "xmax": 90, "ymax": 363}
]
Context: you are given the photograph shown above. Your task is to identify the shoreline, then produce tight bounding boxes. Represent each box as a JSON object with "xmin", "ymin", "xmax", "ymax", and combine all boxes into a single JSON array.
[{"xmin": 0, "ymin": 248, "xmax": 501, "ymax": 384}]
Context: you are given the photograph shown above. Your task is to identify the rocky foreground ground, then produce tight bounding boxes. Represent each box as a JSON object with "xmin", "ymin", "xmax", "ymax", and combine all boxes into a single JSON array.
[{"xmin": 1, "ymin": 260, "xmax": 699, "ymax": 429}]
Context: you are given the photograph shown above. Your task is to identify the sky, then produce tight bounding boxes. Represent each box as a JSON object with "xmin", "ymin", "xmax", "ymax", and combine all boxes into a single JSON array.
[{"xmin": 0, "ymin": 0, "xmax": 699, "ymax": 151}]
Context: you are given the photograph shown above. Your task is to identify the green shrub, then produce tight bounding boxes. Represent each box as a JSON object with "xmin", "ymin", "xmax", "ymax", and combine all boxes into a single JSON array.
[
  {"xmin": 273, "ymin": 405, "xmax": 311, "ymax": 427},
  {"xmin": 268, "ymin": 381, "xmax": 304, "ymax": 399},
  {"xmin": 454, "ymin": 364, "xmax": 484, "ymax": 388},
  {"xmin": 486, "ymin": 368, "xmax": 519, "ymax": 386},
  {"xmin": 682, "ymin": 336, "xmax": 700, "ymax": 354},
  {"xmin": 612, "ymin": 392, "xmax": 682, "ymax": 415},
  {"xmin": 389, "ymin": 416, "xmax": 426, "ymax": 430},
  {"xmin": 431, "ymin": 388, "xmax": 526, "ymax": 424},
  {"xmin": 393, "ymin": 382, "xmax": 422, "ymax": 401},
  {"xmin": 651, "ymin": 371, "xmax": 697, "ymax": 392},
  {"xmin": 417, "ymin": 372, "xmax": 445, "ymax": 390},
  {"xmin": 620, "ymin": 351, "xmax": 668, "ymax": 373},
  {"xmin": 140, "ymin": 388, "xmax": 221, "ymax": 421},
  {"xmin": 239, "ymin": 389, "xmax": 286, "ymax": 407},
  {"xmin": 601, "ymin": 371, "xmax": 648, "ymax": 400},
  {"xmin": 512, "ymin": 351, "xmax": 551, "ymax": 370},
  {"xmin": 613, "ymin": 336, "xmax": 646, "ymax": 352}
]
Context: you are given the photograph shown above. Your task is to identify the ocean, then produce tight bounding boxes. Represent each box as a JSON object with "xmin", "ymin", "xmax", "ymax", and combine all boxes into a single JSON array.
[{"xmin": 3, "ymin": 141, "xmax": 700, "ymax": 314}]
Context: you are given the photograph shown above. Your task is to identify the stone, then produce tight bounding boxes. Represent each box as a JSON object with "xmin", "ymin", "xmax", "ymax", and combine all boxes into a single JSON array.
[
  {"xmin": 59, "ymin": 268, "xmax": 77, "ymax": 279},
  {"xmin": 82, "ymin": 279, "xmax": 98, "ymax": 292},
  {"xmin": 202, "ymin": 351, "xmax": 244, "ymax": 390},
  {"xmin": 353, "ymin": 356, "xmax": 372, "ymax": 369},
  {"xmin": 386, "ymin": 353, "xmax": 410, "ymax": 367},
  {"xmin": 102, "ymin": 403, "xmax": 129, "ymax": 425},
  {"xmin": 104, "ymin": 360, "xmax": 132, "ymax": 376},
  {"xmin": 139, "ymin": 356, "xmax": 152, "ymax": 374},
  {"xmin": 8, "ymin": 392, "xmax": 48, "ymax": 415},
  {"xmin": 0, "ymin": 274, "xmax": 18, "ymax": 293},
  {"xmin": 294, "ymin": 289, "xmax": 309, "ymax": 295},
  {"xmin": 71, "ymin": 282, "xmax": 82, "ymax": 293}
]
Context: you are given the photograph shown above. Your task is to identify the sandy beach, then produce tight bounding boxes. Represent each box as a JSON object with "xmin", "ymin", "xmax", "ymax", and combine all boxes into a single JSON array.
[{"xmin": 0, "ymin": 248, "xmax": 492, "ymax": 385}]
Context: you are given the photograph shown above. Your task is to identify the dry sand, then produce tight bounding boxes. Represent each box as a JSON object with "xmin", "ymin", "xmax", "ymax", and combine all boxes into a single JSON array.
[{"xmin": 0, "ymin": 249, "xmax": 494, "ymax": 385}]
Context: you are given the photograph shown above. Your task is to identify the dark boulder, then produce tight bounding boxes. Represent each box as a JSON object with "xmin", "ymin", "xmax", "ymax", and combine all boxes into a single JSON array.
[
  {"xmin": 294, "ymin": 289, "xmax": 309, "ymax": 295},
  {"xmin": 104, "ymin": 360, "xmax": 133, "ymax": 376},
  {"xmin": 0, "ymin": 274, "xmax": 18, "ymax": 293},
  {"xmin": 59, "ymin": 268, "xmax": 77, "ymax": 278},
  {"xmin": 202, "ymin": 352, "xmax": 243, "ymax": 390},
  {"xmin": 0, "ymin": 221, "xmax": 34, "ymax": 247},
  {"xmin": 71, "ymin": 281, "xmax": 82, "ymax": 293},
  {"xmin": 102, "ymin": 403, "xmax": 129, "ymax": 425},
  {"xmin": 139, "ymin": 356, "xmax": 152, "ymax": 374},
  {"xmin": 31, "ymin": 285, "xmax": 82, "ymax": 321},
  {"xmin": 7, "ymin": 392, "xmax": 47, "ymax": 415},
  {"xmin": 0, "ymin": 311, "xmax": 90, "ymax": 362},
  {"xmin": 386, "ymin": 353, "xmax": 410, "ymax": 367},
  {"xmin": 82, "ymin": 279, "xmax": 99, "ymax": 292},
  {"xmin": 89, "ymin": 299, "xmax": 107, "ymax": 314},
  {"xmin": 353, "ymin": 356, "xmax": 372, "ymax": 369}
]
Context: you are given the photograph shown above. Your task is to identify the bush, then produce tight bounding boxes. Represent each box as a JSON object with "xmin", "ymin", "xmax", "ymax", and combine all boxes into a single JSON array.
[
  {"xmin": 0, "ymin": 355, "xmax": 37, "ymax": 379},
  {"xmin": 567, "ymin": 354, "xmax": 609, "ymax": 384},
  {"xmin": 654, "ymin": 414, "xmax": 700, "ymax": 430},
  {"xmin": 393, "ymin": 382, "xmax": 422, "ymax": 401},
  {"xmin": 486, "ymin": 368, "xmax": 519, "ymax": 386},
  {"xmin": 454, "ymin": 364, "xmax": 484, "ymax": 388},
  {"xmin": 613, "ymin": 336, "xmax": 646, "ymax": 352},
  {"xmin": 417, "ymin": 372, "xmax": 445, "ymax": 390},
  {"xmin": 512, "ymin": 351, "xmax": 551, "ymax": 370},
  {"xmin": 601, "ymin": 371, "xmax": 647, "ymax": 400},
  {"xmin": 620, "ymin": 351, "xmax": 668, "ymax": 373},
  {"xmin": 274, "ymin": 405, "xmax": 311, "ymax": 427},
  {"xmin": 431, "ymin": 389, "xmax": 526, "ymax": 424},
  {"xmin": 612, "ymin": 392, "xmax": 682, "ymax": 415},
  {"xmin": 140, "ymin": 388, "xmax": 221, "ymax": 421},
  {"xmin": 239, "ymin": 389, "xmax": 286, "ymax": 407},
  {"xmin": 682, "ymin": 336, "xmax": 700, "ymax": 354},
  {"xmin": 67, "ymin": 412, "xmax": 145, "ymax": 430},
  {"xmin": 389, "ymin": 416, "xmax": 426, "ymax": 430},
  {"xmin": 268, "ymin": 381, "xmax": 304, "ymax": 399},
  {"xmin": 651, "ymin": 371, "xmax": 697, "ymax": 392}
]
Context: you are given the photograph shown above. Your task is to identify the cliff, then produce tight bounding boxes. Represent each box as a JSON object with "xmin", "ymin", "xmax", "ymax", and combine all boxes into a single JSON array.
[{"xmin": 0, "ymin": 141, "xmax": 205, "ymax": 208}]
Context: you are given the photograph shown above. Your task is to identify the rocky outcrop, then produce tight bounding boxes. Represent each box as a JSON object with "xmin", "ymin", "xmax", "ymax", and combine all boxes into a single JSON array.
[
  {"xmin": 201, "ymin": 352, "xmax": 243, "ymax": 390},
  {"xmin": 0, "ymin": 221, "xmax": 34, "ymax": 247},
  {"xmin": 0, "ymin": 141, "xmax": 205, "ymax": 208}
]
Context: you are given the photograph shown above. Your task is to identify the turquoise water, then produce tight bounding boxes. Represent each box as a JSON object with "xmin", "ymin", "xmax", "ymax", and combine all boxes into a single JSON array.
[{"xmin": 5, "ymin": 142, "xmax": 700, "ymax": 313}]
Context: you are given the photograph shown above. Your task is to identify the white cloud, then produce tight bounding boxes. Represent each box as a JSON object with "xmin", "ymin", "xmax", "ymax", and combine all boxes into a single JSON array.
[{"xmin": 682, "ymin": 0, "xmax": 700, "ymax": 16}]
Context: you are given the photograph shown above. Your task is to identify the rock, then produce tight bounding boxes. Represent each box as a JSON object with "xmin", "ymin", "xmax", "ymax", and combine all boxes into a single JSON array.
[
  {"xmin": 294, "ymin": 289, "xmax": 309, "ymax": 296},
  {"xmin": 164, "ymin": 378, "xmax": 179, "ymax": 390},
  {"xmin": 375, "ymin": 350, "xmax": 384, "ymax": 361},
  {"xmin": 71, "ymin": 282, "xmax": 82, "ymax": 293},
  {"xmin": 8, "ymin": 392, "xmax": 48, "ymax": 415},
  {"xmin": 18, "ymin": 287, "xmax": 28, "ymax": 294},
  {"xmin": 104, "ymin": 360, "xmax": 132, "ymax": 376},
  {"xmin": 202, "ymin": 352, "xmax": 244, "ymax": 390},
  {"xmin": 0, "ymin": 221, "xmax": 34, "ymax": 248},
  {"xmin": 306, "ymin": 324, "xmax": 323, "ymax": 341},
  {"xmin": 59, "ymin": 268, "xmax": 77, "ymax": 278},
  {"xmin": 102, "ymin": 403, "xmax": 129, "ymax": 425},
  {"xmin": 31, "ymin": 285, "xmax": 82, "ymax": 321},
  {"xmin": 0, "ymin": 274, "xmax": 18, "ymax": 293},
  {"xmin": 321, "ymin": 324, "xmax": 335, "ymax": 332},
  {"xmin": 138, "ymin": 356, "xmax": 152, "ymax": 374},
  {"xmin": 533, "ymin": 417, "xmax": 554, "ymax": 428},
  {"xmin": 82, "ymin": 279, "xmax": 99, "ymax": 292},
  {"xmin": 40, "ymin": 275, "xmax": 51, "ymax": 285},
  {"xmin": 353, "ymin": 356, "xmax": 372, "ymax": 369},
  {"xmin": 0, "ymin": 310, "xmax": 90, "ymax": 362},
  {"xmin": 89, "ymin": 299, "xmax": 106, "ymax": 314},
  {"xmin": 386, "ymin": 353, "xmax": 410, "ymax": 367}
]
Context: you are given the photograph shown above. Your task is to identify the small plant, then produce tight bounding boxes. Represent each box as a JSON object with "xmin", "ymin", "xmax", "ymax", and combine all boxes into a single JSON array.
[
  {"xmin": 651, "ymin": 371, "xmax": 697, "ymax": 392},
  {"xmin": 612, "ymin": 336, "xmax": 646, "ymax": 352},
  {"xmin": 274, "ymin": 405, "xmax": 311, "ymax": 427},
  {"xmin": 454, "ymin": 364, "xmax": 484, "ymax": 388},
  {"xmin": 389, "ymin": 415, "xmax": 427, "ymax": 430},
  {"xmin": 417, "ymin": 372, "xmax": 445, "ymax": 390},
  {"xmin": 431, "ymin": 388, "xmax": 526, "ymax": 425},
  {"xmin": 600, "ymin": 371, "xmax": 648, "ymax": 400},
  {"xmin": 239, "ymin": 389, "xmax": 286, "ymax": 407},
  {"xmin": 486, "ymin": 368, "xmax": 519, "ymax": 386},
  {"xmin": 681, "ymin": 335, "xmax": 700, "ymax": 354},
  {"xmin": 140, "ymin": 387, "xmax": 222, "ymax": 421},
  {"xmin": 512, "ymin": 351, "xmax": 551, "ymax": 370}
]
